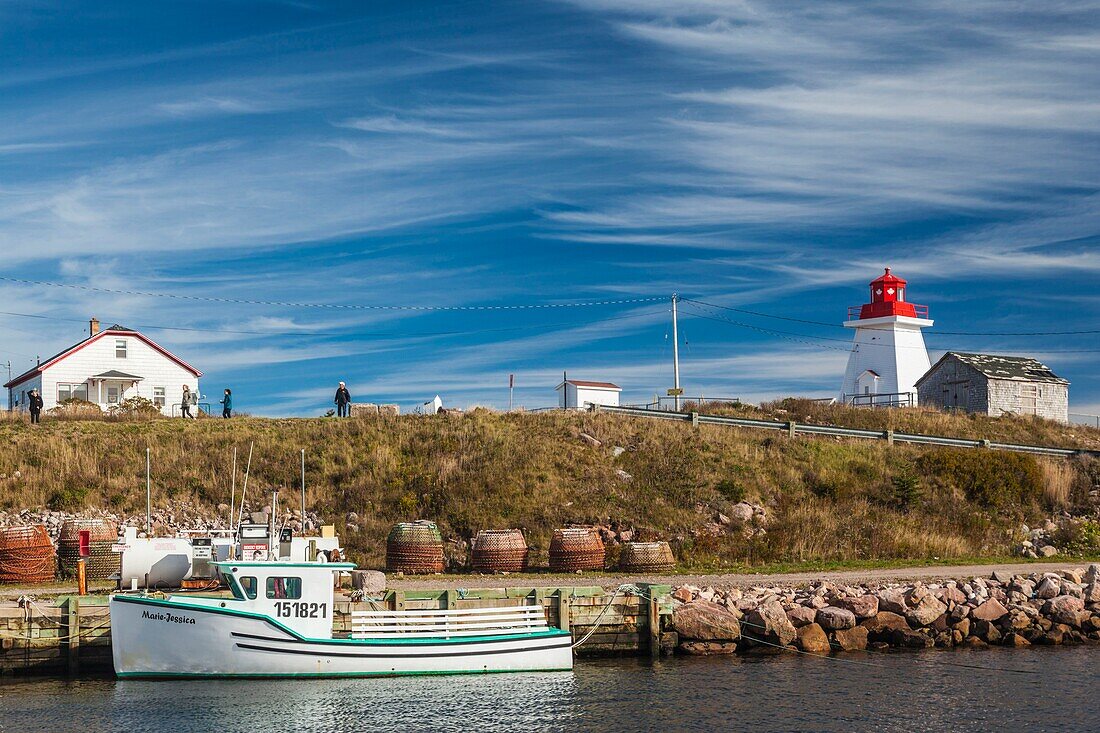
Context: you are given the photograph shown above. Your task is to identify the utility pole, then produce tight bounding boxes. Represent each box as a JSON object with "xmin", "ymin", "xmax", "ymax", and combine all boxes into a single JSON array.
[
  {"xmin": 671, "ymin": 293, "xmax": 681, "ymax": 411},
  {"xmin": 5, "ymin": 361, "xmax": 10, "ymax": 411},
  {"xmin": 508, "ymin": 374, "xmax": 514, "ymax": 412},
  {"xmin": 300, "ymin": 448, "xmax": 306, "ymax": 527}
]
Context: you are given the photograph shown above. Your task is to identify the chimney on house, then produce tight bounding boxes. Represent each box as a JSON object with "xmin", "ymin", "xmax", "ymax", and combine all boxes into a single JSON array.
[{"xmin": 89, "ymin": 317, "xmax": 100, "ymax": 337}]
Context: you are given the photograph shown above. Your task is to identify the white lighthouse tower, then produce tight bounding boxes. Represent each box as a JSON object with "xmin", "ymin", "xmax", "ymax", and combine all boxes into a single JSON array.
[{"xmin": 840, "ymin": 268, "xmax": 933, "ymax": 407}]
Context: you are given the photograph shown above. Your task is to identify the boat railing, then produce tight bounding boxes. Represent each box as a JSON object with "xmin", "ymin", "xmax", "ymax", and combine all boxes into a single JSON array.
[{"xmin": 350, "ymin": 603, "xmax": 550, "ymax": 639}]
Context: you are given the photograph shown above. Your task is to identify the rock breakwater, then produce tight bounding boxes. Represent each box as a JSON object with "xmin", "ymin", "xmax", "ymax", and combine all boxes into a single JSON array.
[{"xmin": 670, "ymin": 565, "xmax": 1100, "ymax": 655}]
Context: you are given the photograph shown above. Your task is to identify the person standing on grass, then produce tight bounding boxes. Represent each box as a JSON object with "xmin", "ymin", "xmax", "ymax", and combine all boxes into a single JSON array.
[
  {"xmin": 28, "ymin": 389, "xmax": 43, "ymax": 424},
  {"xmin": 220, "ymin": 388, "xmax": 233, "ymax": 419},
  {"xmin": 334, "ymin": 381, "xmax": 351, "ymax": 417},
  {"xmin": 181, "ymin": 385, "xmax": 194, "ymax": 418}
]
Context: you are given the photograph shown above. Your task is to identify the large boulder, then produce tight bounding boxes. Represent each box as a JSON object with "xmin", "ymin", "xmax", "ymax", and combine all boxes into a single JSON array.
[
  {"xmin": 786, "ymin": 606, "xmax": 818, "ymax": 628},
  {"xmin": 350, "ymin": 570, "xmax": 387, "ymax": 594},
  {"xmin": 970, "ymin": 598, "xmax": 1009, "ymax": 622},
  {"xmin": 745, "ymin": 600, "xmax": 797, "ymax": 647},
  {"xmin": 728, "ymin": 502, "xmax": 755, "ymax": 523},
  {"xmin": 862, "ymin": 611, "xmax": 910, "ymax": 643},
  {"xmin": 1084, "ymin": 583, "xmax": 1100, "ymax": 604},
  {"xmin": 672, "ymin": 600, "xmax": 742, "ymax": 641},
  {"xmin": 678, "ymin": 641, "xmax": 738, "ymax": 655},
  {"xmin": 816, "ymin": 606, "xmax": 857, "ymax": 631},
  {"xmin": 1035, "ymin": 576, "xmax": 1061, "ymax": 599},
  {"xmin": 876, "ymin": 588, "xmax": 909, "ymax": 615},
  {"xmin": 905, "ymin": 595, "xmax": 948, "ymax": 628},
  {"xmin": 1044, "ymin": 595, "xmax": 1085, "ymax": 627},
  {"xmin": 936, "ymin": 586, "xmax": 967, "ymax": 605},
  {"xmin": 835, "ymin": 595, "xmax": 879, "ymax": 619},
  {"xmin": 832, "ymin": 626, "xmax": 869, "ymax": 651},
  {"xmin": 796, "ymin": 623, "xmax": 831, "ymax": 653}
]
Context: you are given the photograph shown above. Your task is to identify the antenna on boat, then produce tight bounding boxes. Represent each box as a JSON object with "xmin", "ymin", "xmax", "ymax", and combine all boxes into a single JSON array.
[
  {"xmin": 145, "ymin": 447, "xmax": 152, "ymax": 536},
  {"xmin": 269, "ymin": 489, "xmax": 277, "ymax": 559},
  {"xmin": 229, "ymin": 446, "xmax": 237, "ymax": 533},
  {"xmin": 300, "ymin": 448, "xmax": 306, "ymax": 531},
  {"xmin": 235, "ymin": 441, "xmax": 254, "ymax": 535}
]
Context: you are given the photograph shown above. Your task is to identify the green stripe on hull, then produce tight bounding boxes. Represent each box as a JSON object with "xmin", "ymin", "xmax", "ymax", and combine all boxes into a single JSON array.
[{"xmin": 116, "ymin": 668, "xmax": 573, "ymax": 679}]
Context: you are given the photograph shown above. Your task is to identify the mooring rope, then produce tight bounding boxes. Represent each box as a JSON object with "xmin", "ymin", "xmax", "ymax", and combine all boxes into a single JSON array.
[{"xmin": 570, "ymin": 584, "xmax": 647, "ymax": 649}]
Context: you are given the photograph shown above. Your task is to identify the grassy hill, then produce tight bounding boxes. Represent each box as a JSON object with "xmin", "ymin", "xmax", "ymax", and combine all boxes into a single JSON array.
[{"xmin": 0, "ymin": 406, "xmax": 1097, "ymax": 570}]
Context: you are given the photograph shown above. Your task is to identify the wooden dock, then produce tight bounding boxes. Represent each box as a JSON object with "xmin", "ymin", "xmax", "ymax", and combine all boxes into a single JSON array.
[{"xmin": 0, "ymin": 584, "xmax": 675, "ymax": 676}]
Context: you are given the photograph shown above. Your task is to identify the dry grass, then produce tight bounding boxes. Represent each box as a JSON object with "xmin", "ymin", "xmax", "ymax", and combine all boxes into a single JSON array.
[
  {"xmin": 0, "ymin": 409, "xmax": 1086, "ymax": 569},
  {"xmin": 1039, "ymin": 459, "xmax": 1076, "ymax": 509},
  {"xmin": 691, "ymin": 398, "xmax": 1100, "ymax": 450}
]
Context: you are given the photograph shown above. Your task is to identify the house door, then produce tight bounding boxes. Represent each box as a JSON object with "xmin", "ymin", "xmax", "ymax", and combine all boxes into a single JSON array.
[
  {"xmin": 106, "ymin": 385, "xmax": 120, "ymax": 405},
  {"xmin": 1019, "ymin": 384, "xmax": 1038, "ymax": 415},
  {"xmin": 943, "ymin": 381, "xmax": 968, "ymax": 409}
]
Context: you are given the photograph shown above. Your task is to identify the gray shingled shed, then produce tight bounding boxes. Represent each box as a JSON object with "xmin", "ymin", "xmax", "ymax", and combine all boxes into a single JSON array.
[{"xmin": 915, "ymin": 352, "xmax": 1069, "ymax": 423}]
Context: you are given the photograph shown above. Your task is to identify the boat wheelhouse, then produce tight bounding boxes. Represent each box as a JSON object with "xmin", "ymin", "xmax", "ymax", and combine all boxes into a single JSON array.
[{"xmin": 110, "ymin": 560, "xmax": 573, "ymax": 678}]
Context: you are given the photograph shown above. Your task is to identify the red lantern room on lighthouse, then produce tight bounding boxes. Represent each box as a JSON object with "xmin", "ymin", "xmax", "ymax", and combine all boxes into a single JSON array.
[
  {"xmin": 848, "ymin": 268, "xmax": 929, "ymax": 321},
  {"xmin": 840, "ymin": 268, "xmax": 933, "ymax": 407}
]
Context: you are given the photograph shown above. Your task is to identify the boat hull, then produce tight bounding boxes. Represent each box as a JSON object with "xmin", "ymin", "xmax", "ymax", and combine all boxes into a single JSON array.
[{"xmin": 110, "ymin": 596, "xmax": 574, "ymax": 678}]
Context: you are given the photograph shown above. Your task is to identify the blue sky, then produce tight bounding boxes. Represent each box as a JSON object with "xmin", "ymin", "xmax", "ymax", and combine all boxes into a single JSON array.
[{"xmin": 0, "ymin": 1, "xmax": 1097, "ymax": 417}]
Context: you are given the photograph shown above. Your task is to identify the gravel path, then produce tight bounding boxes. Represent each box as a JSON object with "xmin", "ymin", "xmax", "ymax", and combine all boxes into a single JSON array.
[
  {"xmin": 3, "ymin": 560, "xmax": 1091, "ymax": 599},
  {"xmin": 386, "ymin": 560, "xmax": 1092, "ymax": 591}
]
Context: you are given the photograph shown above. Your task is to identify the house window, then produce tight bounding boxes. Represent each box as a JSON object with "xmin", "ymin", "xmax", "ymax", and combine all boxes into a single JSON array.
[
  {"xmin": 153, "ymin": 387, "xmax": 165, "ymax": 407},
  {"xmin": 57, "ymin": 383, "xmax": 89, "ymax": 403},
  {"xmin": 115, "ymin": 339, "xmax": 127, "ymax": 358},
  {"xmin": 107, "ymin": 386, "xmax": 120, "ymax": 404}
]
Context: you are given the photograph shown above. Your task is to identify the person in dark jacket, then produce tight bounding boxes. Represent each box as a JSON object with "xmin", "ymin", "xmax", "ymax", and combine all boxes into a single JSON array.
[
  {"xmin": 334, "ymin": 382, "xmax": 351, "ymax": 417},
  {"xmin": 28, "ymin": 389, "xmax": 43, "ymax": 424},
  {"xmin": 220, "ymin": 388, "xmax": 233, "ymax": 419}
]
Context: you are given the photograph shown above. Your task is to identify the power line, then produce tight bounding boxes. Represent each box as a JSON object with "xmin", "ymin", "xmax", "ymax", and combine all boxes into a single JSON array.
[
  {"xmin": 0, "ymin": 276, "xmax": 662, "ymax": 311},
  {"xmin": 681, "ymin": 297, "xmax": 1100, "ymax": 337},
  {"xmin": 679, "ymin": 305, "xmax": 852, "ymax": 352},
  {"xmin": 0, "ymin": 308, "xmax": 664, "ymax": 340},
  {"xmin": 680, "ymin": 302, "xmax": 1100, "ymax": 354}
]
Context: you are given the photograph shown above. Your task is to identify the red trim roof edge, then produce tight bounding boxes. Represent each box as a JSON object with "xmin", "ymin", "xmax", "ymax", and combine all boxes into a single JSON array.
[{"xmin": 4, "ymin": 328, "xmax": 202, "ymax": 389}]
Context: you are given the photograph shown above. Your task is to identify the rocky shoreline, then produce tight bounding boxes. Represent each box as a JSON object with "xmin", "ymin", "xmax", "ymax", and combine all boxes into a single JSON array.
[{"xmin": 669, "ymin": 565, "xmax": 1100, "ymax": 655}]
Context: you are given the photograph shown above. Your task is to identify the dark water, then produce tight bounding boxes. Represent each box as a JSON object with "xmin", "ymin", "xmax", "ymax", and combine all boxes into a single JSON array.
[{"xmin": 1, "ymin": 647, "xmax": 1096, "ymax": 732}]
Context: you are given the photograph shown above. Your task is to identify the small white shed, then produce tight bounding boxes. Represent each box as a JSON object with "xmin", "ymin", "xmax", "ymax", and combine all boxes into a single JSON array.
[{"xmin": 556, "ymin": 379, "xmax": 621, "ymax": 410}]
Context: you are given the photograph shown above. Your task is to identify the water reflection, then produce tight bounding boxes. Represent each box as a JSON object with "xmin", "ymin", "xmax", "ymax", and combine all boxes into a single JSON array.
[{"xmin": 2, "ymin": 647, "xmax": 1096, "ymax": 733}]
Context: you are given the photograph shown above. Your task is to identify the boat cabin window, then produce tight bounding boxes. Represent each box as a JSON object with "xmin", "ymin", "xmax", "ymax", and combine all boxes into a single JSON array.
[
  {"xmin": 266, "ymin": 576, "xmax": 302, "ymax": 600},
  {"xmin": 239, "ymin": 576, "xmax": 258, "ymax": 600}
]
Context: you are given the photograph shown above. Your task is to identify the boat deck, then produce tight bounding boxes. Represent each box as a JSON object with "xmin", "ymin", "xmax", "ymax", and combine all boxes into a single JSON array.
[{"xmin": 0, "ymin": 584, "xmax": 675, "ymax": 676}]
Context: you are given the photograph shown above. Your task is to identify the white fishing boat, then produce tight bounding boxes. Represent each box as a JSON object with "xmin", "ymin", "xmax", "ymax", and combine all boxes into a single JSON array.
[{"xmin": 110, "ymin": 560, "xmax": 574, "ymax": 678}]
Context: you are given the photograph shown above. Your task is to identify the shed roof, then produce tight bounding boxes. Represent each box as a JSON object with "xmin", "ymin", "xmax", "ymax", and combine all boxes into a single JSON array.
[
  {"xmin": 556, "ymin": 379, "xmax": 622, "ymax": 391},
  {"xmin": 918, "ymin": 352, "xmax": 1068, "ymax": 386}
]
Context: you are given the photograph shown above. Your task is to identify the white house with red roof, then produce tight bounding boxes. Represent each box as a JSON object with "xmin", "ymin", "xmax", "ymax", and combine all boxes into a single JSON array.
[
  {"xmin": 555, "ymin": 378, "xmax": 622, "ymax": 409},
  {"xmin": 5, "ymin": 318, "xmax": 202, "ymax": 416}
]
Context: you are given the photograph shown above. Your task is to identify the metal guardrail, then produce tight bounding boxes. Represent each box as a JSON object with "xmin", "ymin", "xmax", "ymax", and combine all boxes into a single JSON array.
[{"xmin": 589, "ymin": 404, "xmax": 1098, "ymax": 458}]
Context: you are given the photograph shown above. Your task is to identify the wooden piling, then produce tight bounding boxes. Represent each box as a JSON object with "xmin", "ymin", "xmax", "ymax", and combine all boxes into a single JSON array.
[
  {"xmin": 64, "ymin": 597, "xmax": 80, "ymax": 676},
  {"xmin": 556, "ymin": 591, "xmax": 571, "ymax": 633}
]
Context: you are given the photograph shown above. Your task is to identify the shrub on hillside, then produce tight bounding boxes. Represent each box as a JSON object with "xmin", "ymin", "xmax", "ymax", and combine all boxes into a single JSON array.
[
  {"xmin": 47, "ymin": 484, "xmax": 90, "ymax": 511},
  {"xmin": 48, "ymin": 398, "xmax": 103, "ymax": 418},
  {"xmin": 110, "ymin": 396, "xmax": 161, "ymax": 418},
  {"xmin": 916, "ymin": 449, "xmax": 1043, "ymax": 508},
  {"xmin": 889, "ymin": 461, "xmax": 922, "ymax": 511},
  {"xmin": 1058, "ymin": 520, "xmax": 1100, "ymax": 557}
]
